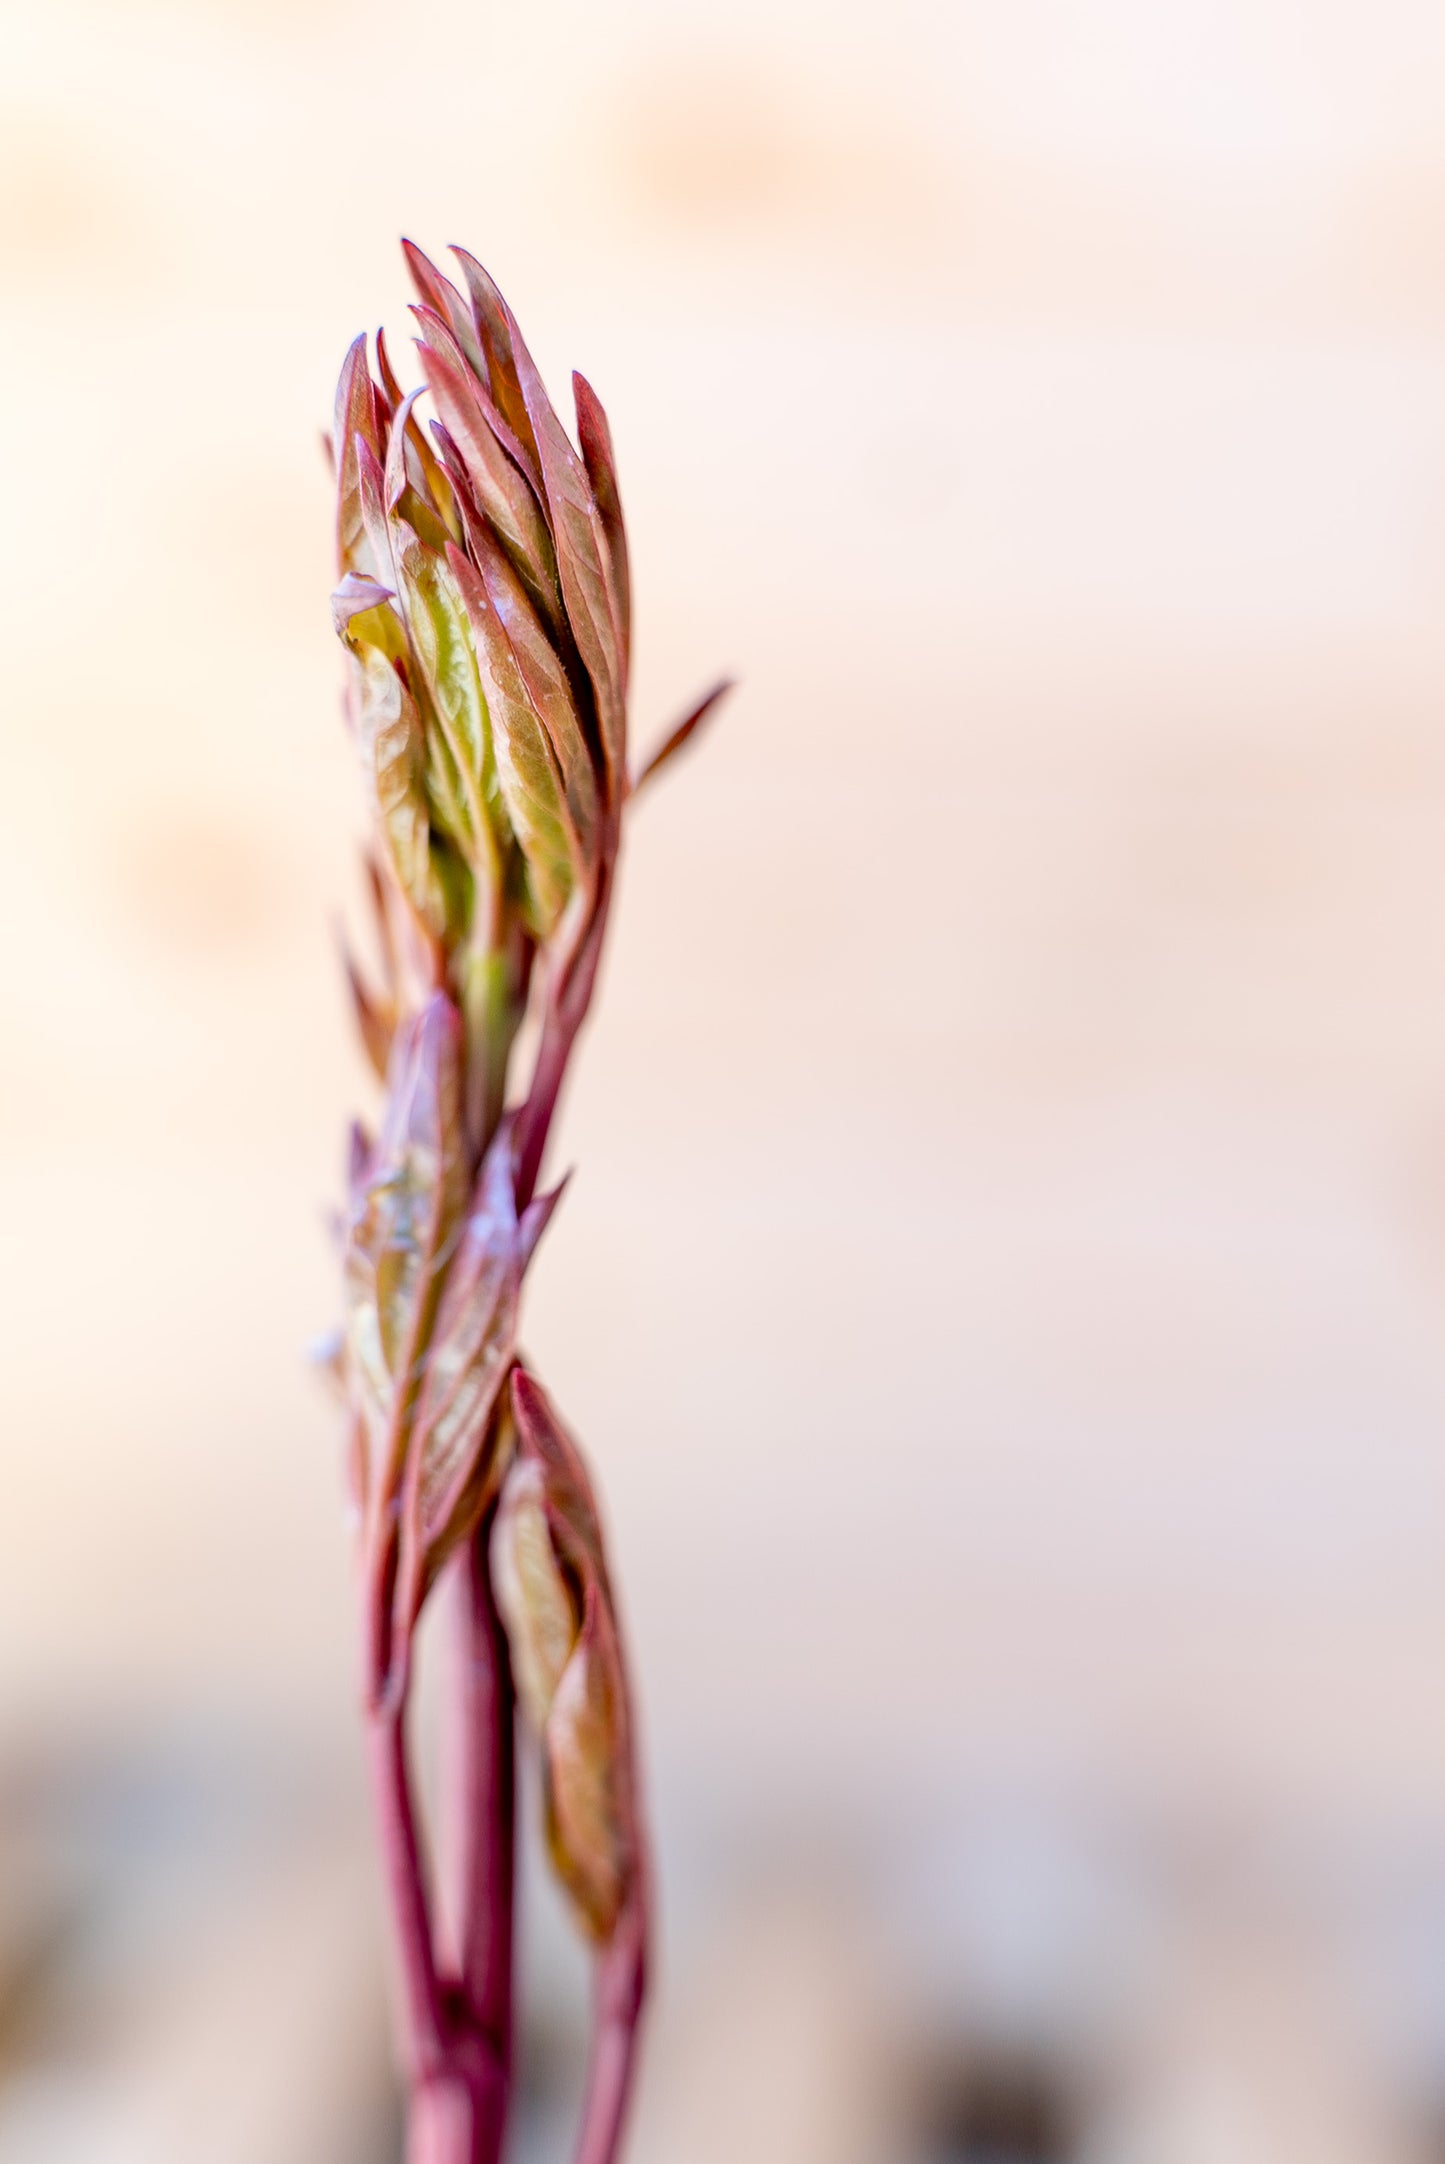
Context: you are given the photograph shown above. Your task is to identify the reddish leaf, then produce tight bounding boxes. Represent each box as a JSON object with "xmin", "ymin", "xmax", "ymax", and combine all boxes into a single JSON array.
[
  {"xmin": 334, "ymin": 334, "xmax": 384, "ymax": 579},
  {"xmin": 413, "ymin": 316, "xmax": 562, "ymax": 633},
  {"xmin": 460, "ymin": 503, "xmax": 599, "ymax": 855},
  {"xmin": 631, "ymin": 677, "xmax": 734, "ymax": 794},
  {"xmin": 572, "ymin": 372, "xmax": 631, "ymax": 690},
  {"xmin": 342, "ymin": 996, "xmax": 467, "ymax": 1495},
  {"xmin": 446, "ymin": 541, "xmax": 579, "ymax": 936},
  {"xmin": 485, "ymin": 290, "xmax": 628, "ymax": 802},
  {"xmin": 449, "ymin": 247, "xmax": 544, "ymax": 491}
]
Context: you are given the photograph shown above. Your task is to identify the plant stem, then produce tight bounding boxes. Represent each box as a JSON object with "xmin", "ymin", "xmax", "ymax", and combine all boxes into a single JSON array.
[
  {"xmin": 365, "ymin": 1698, "xmax": 445, "ymax": 2085},
  {"xmin": 436, "ymin": 1518, "xmax": 515, "ymax": 2164},
  {"xmin": 573, "ymin": 1915, "xmax": 647, "ymax": 2164}
]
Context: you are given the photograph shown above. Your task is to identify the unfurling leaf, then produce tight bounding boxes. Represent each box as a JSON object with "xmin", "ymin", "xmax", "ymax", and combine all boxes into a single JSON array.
[
  {"xmin": 545, "ymin": 1587, "xmax": 631, "ymax": 1939},
  {"xmin": 446, "ymin": 544, "xmax": 578, "ymax": 936},
  {"xmin": 398, "ymin": 1126, "xmax": 523, "ymax": 1608},
  {"xmin": 342, "ymin": 996, "xmax": 467, "ymax": 1490},
  {"xmin": 461, "ymin": 507, "xmax": 599, "ymax": 857},
  {"xmin": 334, "ymin": 335, "xmax": 385, "ymax": 580},
  {"xmin": 491, "ymin": 1458, "xmax": 576, "ymax": 1722},
  {"xmin": 491, "ymin": 1367, "xmax": 640, "ymax": 1945},
  {"xmin": 481, "ymin": 286, "xmax": 628, "ymax": 803},
  {"xmin": 414, "ymin": 313, "xmax": 562, "ymax": 633},
  {"xmin": 394, "ymin": 536, "xmax": 502, "ymax": 868},
  {"xmin": 448, "ymin": 247, "xmax": 545, "ymax": 489},
  {"xmin": 344, "ymin": 642, "xmax": 446, "ymax": 941}
]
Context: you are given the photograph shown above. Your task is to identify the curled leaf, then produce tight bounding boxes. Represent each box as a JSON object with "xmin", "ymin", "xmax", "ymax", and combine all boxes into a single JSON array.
[
  {"xmin": 470, "ymin": 279, "xmax": 627, "ymax": 801},
  {"xmin": 334, "ymin": 335, "xmax": 385, "ymax": 579},
  {"xmin": 449, "ymin": 247, "xmax": 545, "ymax": 490},
  {"xmin": 403, "ymin": 240, "xmax": 491, "ymax": 402},
  {"xmin": 446, "ymin": 543, "xmax": 578, "ymax": 936},
  {"xmin": 344, "ymin": 642, "xmax": 445, "ymax": 941},
  {"xmin": 400, "ymin": 1125, "xmax": 522, "ymax": 1605},
  {"xmin": 394, "ymin": 535, "xmax": 501, "ymax": 870},
  {"xmin": 414, "ymin": 313, "xmax": 561, "ymax": 631},
  {"xmin": 545, "ymin": 1587, "xmax": 631, "ymax": 1940},
  {"xmin": 461, "ymin": 509, "xmax": 598, "ymax": 858},
  {"xmin": 342, "ymin": 996, "xmax": 467, "ymax": 1492},
  {"xmin": 492, "ymin": 1457, "xmax": 576, "ymax": 1722},
  {"xmin": 491, "ymin": 1368, "xmax": 640, "ymax": 1945},
  {"xmin": 331, "ymin": 570, "xmax": 396, "ymax": 639}
]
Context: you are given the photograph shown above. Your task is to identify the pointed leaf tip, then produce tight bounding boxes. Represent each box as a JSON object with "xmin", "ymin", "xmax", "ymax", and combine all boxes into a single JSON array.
[{"xmin": 631, "ymin": 677, "xmax": 735, "ymax": 794}]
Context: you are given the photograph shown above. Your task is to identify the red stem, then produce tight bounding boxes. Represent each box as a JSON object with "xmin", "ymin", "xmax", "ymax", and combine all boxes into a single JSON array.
[
  {"xmin": 573, "ymin": 1917, "xmax": 648, "ymax": 2164},
  {"xmin": 435, "ymin": 1519, "xmax": 515, "ymax": 2164},
  {"xmin": 366, "ymin": 1527, "xmax": 516, "ymax": 2164},
  {"xmin": 365, "ymin": 1699, "xmax": 446, "ymax": 2084}
]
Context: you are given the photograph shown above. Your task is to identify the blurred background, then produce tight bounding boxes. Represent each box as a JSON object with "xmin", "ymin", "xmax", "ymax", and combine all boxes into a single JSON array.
[{"xmin": 4, "ymin": 0, "xmax": 1445, "ymax": 2156}]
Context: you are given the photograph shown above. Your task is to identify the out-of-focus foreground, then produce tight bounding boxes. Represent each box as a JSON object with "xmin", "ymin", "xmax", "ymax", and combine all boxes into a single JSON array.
[{"xmin": 5, "ymin": 1, "xmax": 1445, "ymax": 2158}]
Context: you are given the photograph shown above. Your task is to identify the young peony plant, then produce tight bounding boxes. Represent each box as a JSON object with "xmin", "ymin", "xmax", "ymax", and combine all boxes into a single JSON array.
[{"xmin": 327, "ymin": 240, "xmax": 728, "ymax": 2164}]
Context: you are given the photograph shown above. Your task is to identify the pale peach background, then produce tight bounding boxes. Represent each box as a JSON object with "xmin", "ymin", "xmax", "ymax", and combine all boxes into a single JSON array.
[{"xmin": 4, "ymin": 1, "xmax": 1445, "ymax": 2158}]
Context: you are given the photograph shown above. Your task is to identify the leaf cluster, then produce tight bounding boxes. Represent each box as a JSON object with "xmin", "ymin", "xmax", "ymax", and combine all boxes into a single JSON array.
[{"xmin": 327, "ymin": 246, "xmax": 722, "ymax": 1958}]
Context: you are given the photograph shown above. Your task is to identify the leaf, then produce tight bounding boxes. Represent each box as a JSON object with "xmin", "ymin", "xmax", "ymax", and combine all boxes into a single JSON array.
[
  {"xmin": 334, "ymin": 335, "xmax": 385, "ymax": 579},
  {"xmin": 344, "ymin": 642, "xmax": 445, "ymax": 940},
  {"xmin": 343, "ymin": 997, "xmax": 467, "ymax": 1488},
  {"xmin": 372, "ymin": 323, "xmax": 404, "ymax": 421},
  {"xmin": 509, "ymin": 1367, "xmax": 612, "ymax": 1593},
  {"xmin": 332, "ymin": 570, "xmax": 396, "ymax": 638},
  {"xmin": 446, "ymin": 542, "xmax": 578, "ymax": 936},
  {"xmin": 403, "ymin": 238, "xmax": 490, "ymax": 384},
  {"xmin": 572, "ymin": 372, "xmax": 631, "ymax": 689},
  {"xmin": 393, "ymin": 533, "xmax": 501, "ymax": 869},
  {"xmin": 518, "ymin": 1174, "xmax": 567, "ymax": 1270},
  {"xmin": 486, "ymin": 290, "xmax": 628, "ymax": 802},
  {"xmin": 401, "ymin": 1124, "xmax": 524, "ymax": 1599},
  {"xmin": 353, "ymin": 435, "xmax": 398, "ymax": 589},
  {"xmin": 460, "ymin": 508, "xmax": 599, "ymax": 857},
  {"xmin": 413, "ymin": 316, "xmax": 562, "ymax": 632},
  {"xmin": 491, "ymin": 1368, "xmax": 641, "ymax": 1945},
  {"xmin": 491, "ymin": 1457, "xmax": 578, "ymax": 1725},
  {"xmin": 376, "ymin": 328, "xmax": 461, "ymax": 541},
  {"xmin": 631, "ymin": 677, "xmax": 734, "ymax": 794},
  {"xmin": 543, "ymin": 1587, "xmax": 633, "ymax": 1942},
  {"xmin": 449, "ymin": 247, "xmax": 545, "ymax": 492}
]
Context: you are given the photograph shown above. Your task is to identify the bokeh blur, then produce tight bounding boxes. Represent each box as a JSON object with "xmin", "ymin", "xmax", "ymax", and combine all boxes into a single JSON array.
[{"xmin": 5, "ymin": 0, "xmax": 1445, "ymax": 2156}]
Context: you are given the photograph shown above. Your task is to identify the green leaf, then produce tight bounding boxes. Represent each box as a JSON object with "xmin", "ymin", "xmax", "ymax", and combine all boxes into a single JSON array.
[
  {"xmin": 344, "ymin": 642, "xmax": 445, "ymax": 941},
  {"xmin": 394, "ymin": 534, "xmax": 502, "ymax": 875},
  {"xmin": 462, "ymin": 513, "xmax": 599, "ymax": 861},
  {"xmin": 447, "ymin": 543, "xmax": 578, "ymax": 937}
]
